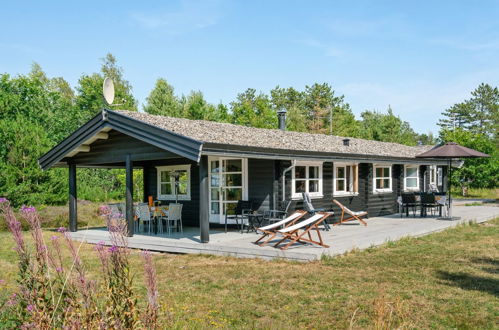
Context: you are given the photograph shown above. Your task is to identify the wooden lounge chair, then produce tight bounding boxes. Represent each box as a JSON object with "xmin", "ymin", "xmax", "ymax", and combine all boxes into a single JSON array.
[
  {"xmin": 332, "ymin": 199, "xmax": 368, "ymax": 226},
  {"xmin": 273, "ymin": 212, "xmax": 332, "ymax": 250},
  {"xmin": 254, "ymin": 210, "xmax": 307, "ymax": 246}
]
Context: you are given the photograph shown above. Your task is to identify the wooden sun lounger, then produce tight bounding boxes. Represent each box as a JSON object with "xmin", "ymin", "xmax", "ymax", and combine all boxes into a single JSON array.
[
  {"xmin": 273, "ymin": 212, "xmax": 332, "ymax": 250},
  {"xmin": 332, "ymin": 199, "xmax": 368, "ymax": 226},
  {"xmin": 254, "ymin": 210, "xmax": 307, "ymax": 246}
]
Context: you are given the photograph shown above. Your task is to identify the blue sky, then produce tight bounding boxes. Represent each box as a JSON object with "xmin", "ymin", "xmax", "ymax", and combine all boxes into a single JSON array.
[{"xmin": 1, "ymin": 1, "xmax": 498, "ymax": 134}]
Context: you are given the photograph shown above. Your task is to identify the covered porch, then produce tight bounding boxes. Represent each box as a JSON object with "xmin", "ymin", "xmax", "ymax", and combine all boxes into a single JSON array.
[{"xmin": 39, "ymin": 110, "xmax": 212, "ymax": 242}]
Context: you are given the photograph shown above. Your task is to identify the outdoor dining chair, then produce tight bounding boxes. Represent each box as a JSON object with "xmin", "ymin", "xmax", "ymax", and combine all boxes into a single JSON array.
[
  {"xmin": 137, "ymin": 204, "xmax": 154, "ymax": 234},
  {"xmin": 166, "ymin": 203, "xmax": 183, "ymax": 234},
  {"xmin": 273, "ymin": 212, "xmax": 332, "ymax": 250},
  {"xmin": 224, "ymin": 200, "xmax": 253, "ymax": 233},
  {"xmin": 332, "ymin": 199, "xmax": 368, "ymax": 226},
  {"xmin": 401, "ymin": 193, "xmax": 418, "ymax": 217},
  {"xmin": 254, "ymin": 210, "xmax": 307, "ymax": 246},
  {"xmin": 263, "ymin": 200, "xmax": 292, "ymax": 225},
  {"xmin": 420, "ymin": 193, "xmax": 438, "ymax": 217}
]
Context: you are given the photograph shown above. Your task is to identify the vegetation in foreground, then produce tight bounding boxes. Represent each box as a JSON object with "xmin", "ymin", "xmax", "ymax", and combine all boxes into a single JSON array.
[{"xmin": 0, "ymin": 201, "xmax": 497, "ymax": 328}]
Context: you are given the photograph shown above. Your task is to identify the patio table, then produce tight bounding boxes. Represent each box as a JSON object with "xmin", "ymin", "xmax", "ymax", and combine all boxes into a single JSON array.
[
  {"xmin": 247, "ymin": 213, "xmax": 265, "ymax": 233},
  {"xmin": 150, "ymin": 206, "xmax": 169, "ymax": 234}
]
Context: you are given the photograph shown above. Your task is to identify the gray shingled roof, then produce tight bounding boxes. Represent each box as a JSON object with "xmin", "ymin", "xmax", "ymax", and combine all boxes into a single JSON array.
[{"xmin": 116, "ymin": 110, "xmax": 433, "ymax": 159}]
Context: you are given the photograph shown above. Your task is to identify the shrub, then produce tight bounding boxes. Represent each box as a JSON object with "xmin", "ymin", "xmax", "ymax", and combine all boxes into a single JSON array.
[{"xmin": 0, "ymin": 199, "xmax": 159, "ymax": 329}]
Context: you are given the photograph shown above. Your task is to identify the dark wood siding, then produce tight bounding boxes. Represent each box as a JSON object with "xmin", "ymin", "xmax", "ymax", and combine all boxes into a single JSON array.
[
  {"xmin": 366, "ymin": 164, "xmax": 400, "ymax": 216},
  {"xmin": 144, "ymin": 159, "xmax": 200, "ymax": 226},
  {"xmin": 248, "ymin": 159, "xmax": 275, "ymax": 212},
  {"xmin": 71, "ymin": 130, "xmax": 179, "ymax": 165}
]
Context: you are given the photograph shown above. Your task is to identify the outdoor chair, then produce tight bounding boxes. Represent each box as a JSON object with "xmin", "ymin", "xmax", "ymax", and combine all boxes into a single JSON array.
[
  {"xmin": 420, "ymin": 193, "xmax": 438, "ymax": 217},
  {"xmin": 436, "ymin": 195, "xmax": 448, "ymax": 217},
  {"xmin": 225, "ymin": 200, "xmax": 253, "ymax": 233},
  {"xmin": 428, "ymin": 183, "xmax": 439, "ymax": 193},
  {"xmin": 263, "ymin": 200, "xmax": 292, "ymax": 225},
  {"xmin": 332, "ymin": 200, "xmax": 368, "ymax": 226},
  {"xmin": 401, "ymin": 193, "xmax": 418, "ymax": 218},
  {"xmin": 137, "ymin": 204, "xmax": 154, "ymax": 234},
  {"xmin": 108, "ymin": 203, "xmax": 121, "ymax": 217},
  {"xmin": 165, "ymin": 203, "xmax": 183, "ymax": 234},
  {"xmin": 254, "ymin": 210, "xmax": 307, "ymax": 246},
  {"xmin": 302, "ymin": 192, "xmax": 333, "ymax": 231},
  {"xmin": 273, "ymin": 212, "xmax": 332, "ymax": 250}
]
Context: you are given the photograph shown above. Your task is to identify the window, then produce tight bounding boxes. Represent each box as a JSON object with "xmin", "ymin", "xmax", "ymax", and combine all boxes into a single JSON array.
[
  {"xmin": 373, "ymin": 165, "xmax": 392, "ymax": 193},
  {"xmin": 291, "ymin": 162, "xmax": 323, "ymax": 199},
  {"xmin": 404, "ymin": 165, "xmax": 419, "ymax": 191},
  {"xmin": 437, "ymin": 167, "xmax": 443, "ymax": 186},
  {"xmin": 333, "ymin": 163, "xmax": 359, "ymax": 195},
  {"xmin": 156, "ymin": 165, "xmax": 191, "ymax": 200}
]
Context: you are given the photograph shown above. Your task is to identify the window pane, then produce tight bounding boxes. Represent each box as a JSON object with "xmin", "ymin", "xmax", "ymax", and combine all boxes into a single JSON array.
[
  {"xmin": 309, "ymin": 166, "xmax": 319, "ymax": 179},
  {"xmin": 225, "ymin": 202, "xmax": 237, "ymax": 216},
  {"xmin": 178, "ymin": 170, "xmax": 188, "ymax": 181},
  {"xmin": 406, "ymin": 178, "xmax": 417, "ymax": 188},
  {"xmin": 376, "ymin": 179, "xmax": 390, "ymax": 189},
  {"xmin": 224, "ymin": 159, "xmax": 242, "ymax": 172},
  {"xmin": 336, "ymin": 179, "xmax": 345, "ymax": 191},
  {"xmin": 224, "ymin": 174, "xmax": 242, "ymax": 187},
  {"xmin": 375, "ymin": 167, "xmax": 383, "ymax": 177},
  {"xmin": 337, "ymin": 167, "xmax": 345, "ymax": 179},
  {"xmin": 295, "ymin": 166, "xmax": 306, "ymax": 179},
  {"xmin": 224, "ymin": 188, "xmax": 242, "ymax": 201},
  {"xmin": 160, "ymin": 171, "xmax": 171, "ymax": 182},
  {"xmin": 383, "ymin": 167, "xmax": 390, "ymax": 177},
  {"xmin": 210, "ymin": 188, "xmax": 219, "ymax": 200},
  {"xmin": 178, "ymin": 183, "xmax": 188, "ymax": 194},
  {"xmin": 210, "ymin": 202, "xmax": 220, "ymax": 215},
  {"xmin": 211, "ymin": 174, "xmax": 220, "ymax": 187},
  {"xmin": 309, "ymin": 180, "xmax": 319, "ymax": 193},
  {"xmin": 210, "ymin": 161, "xmax": 220, "ymax": 173},
  {"xmin": 406, "ymin": 167, "xmax": 417, "ymax": 177},
  {"xmin": 295, "ymin": 180, "xmax": 306, "ymax": 193},
  {"xmin": 160, "ymin": 183, "xmax": 171, "ymax": 195}
]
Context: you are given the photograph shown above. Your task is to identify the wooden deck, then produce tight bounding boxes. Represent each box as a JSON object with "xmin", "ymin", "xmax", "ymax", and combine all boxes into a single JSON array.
[{"xmin": 69, "ymin": 205, "xmax": 498, "ymax": 262}]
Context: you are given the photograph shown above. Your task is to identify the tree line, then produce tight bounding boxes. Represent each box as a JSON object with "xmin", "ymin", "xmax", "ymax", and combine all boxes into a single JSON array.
[{"xmin": 0, "ymin": 53, "xmax": 496, "ymax": 206}]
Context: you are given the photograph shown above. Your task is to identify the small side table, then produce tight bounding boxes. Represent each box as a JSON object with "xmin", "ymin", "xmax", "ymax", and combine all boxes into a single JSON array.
[{"xmin": 247, "ymin": 213, "xmax": 265, "ymax": 233}]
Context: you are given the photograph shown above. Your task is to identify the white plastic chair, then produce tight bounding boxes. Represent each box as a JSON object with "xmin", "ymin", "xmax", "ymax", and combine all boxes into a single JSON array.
[
  {"xmin": 167, "ymin": 204, "xmax": 183, "ymax": 235},
  {"xmin": 437, "ymin": 196, "xmax": 448, "ymax": 217},
  {"xmin": 137, "ymin": 204, "xmax": 153, "ymax": 234}
]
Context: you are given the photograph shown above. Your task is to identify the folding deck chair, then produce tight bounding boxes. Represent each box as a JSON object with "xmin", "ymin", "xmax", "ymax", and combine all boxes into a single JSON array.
[
  {"xmin": 254, "ymin": 210, "xmax": 307, "ymax": 246},
  {"xmin": 332, "ymin": 200, "xmax": 368, "ymax": 226},
  {"xmin": 273, "ymin": 212, "xmax": 332, "ymax": 250}
]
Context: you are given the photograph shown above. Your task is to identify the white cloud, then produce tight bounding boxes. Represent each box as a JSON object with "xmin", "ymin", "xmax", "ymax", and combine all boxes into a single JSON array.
[{"xmin": 130, "ymin": 0, "xmax": 223, "ymax": 34}]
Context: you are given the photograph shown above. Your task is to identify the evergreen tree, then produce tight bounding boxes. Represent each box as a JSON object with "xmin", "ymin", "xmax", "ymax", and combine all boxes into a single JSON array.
[
  {"xmin": 230, "ymin": 89, "xmax": 277, "ymax": 128},
  {"xmin": 143, "ymin": 78, "xmax": 182, "ymax": 117}
]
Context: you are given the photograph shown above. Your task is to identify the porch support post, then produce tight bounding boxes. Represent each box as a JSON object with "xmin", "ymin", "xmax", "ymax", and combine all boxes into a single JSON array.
[
  {"xmin": 68, "ymin": 161, "xmax": 77, "ymax": 232},
  {"xmin": 126, "ymin": 154, "xmax": 134, "ymax": 237},
  {"xmin": 143, "ymin": 165, "xmax": 150, "ymax": 203},
  {"xmin": 199, "ymin": 155, "xmax": 209, "ymax": 243}
]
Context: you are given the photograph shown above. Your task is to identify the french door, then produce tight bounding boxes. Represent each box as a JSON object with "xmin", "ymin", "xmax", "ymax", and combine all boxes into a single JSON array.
[{"xmin": 208, "ymin": 157, "xmax": 248, "ymax": 224}]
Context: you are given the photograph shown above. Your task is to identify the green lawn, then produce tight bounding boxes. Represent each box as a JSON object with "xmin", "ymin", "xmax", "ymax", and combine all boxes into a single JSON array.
[
  {"xmin": 0, "ymin": 218, "xmax": 498, "ymax": 329},
  {"xmin": 452, "ymin": 187, "xmax": 499, "ymax": 200}
]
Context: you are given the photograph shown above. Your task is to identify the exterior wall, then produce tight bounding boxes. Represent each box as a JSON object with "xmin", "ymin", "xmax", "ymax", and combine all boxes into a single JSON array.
[
  {"xmin": 144, "ymin": 158, "xmax": 200, "ymax": 226},
  {"xmin": 248, "ymin": 158, "xmax": 275, "ymax": 212}
]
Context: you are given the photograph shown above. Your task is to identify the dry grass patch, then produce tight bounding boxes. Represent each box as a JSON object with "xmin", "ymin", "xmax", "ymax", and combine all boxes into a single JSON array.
[{"xmin": 0, "ymin": 219, "xmax": 497, "ymax": 328}]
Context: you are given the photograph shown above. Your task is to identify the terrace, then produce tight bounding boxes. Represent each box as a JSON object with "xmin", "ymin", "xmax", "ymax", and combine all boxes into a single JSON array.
[{"xmin": 69, "ymin": 204, "xmax": 499, "ymax": 261}]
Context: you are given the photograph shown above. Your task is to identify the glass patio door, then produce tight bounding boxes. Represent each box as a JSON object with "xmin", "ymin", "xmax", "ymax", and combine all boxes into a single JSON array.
[{"xmin": 209, "ymin": 157, "xmax": 247, "ymax": 224}]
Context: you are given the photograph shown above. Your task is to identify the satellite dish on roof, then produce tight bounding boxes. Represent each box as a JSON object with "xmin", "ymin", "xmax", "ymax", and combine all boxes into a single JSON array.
[{"xmin": 103, "ymin": 77, "xmax": 115, "ymax": 105}]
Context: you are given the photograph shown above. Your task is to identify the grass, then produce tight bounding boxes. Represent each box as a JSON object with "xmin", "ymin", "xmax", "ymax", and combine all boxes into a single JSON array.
[
  {"xmin": 1, "ymin": 218, "xmax": 498, "ymax": 328},
  {"xmin": 452, "ymin": 187, "xmax": 499, "ymax": 200},
  {"xmin": 0, "ymin": 201, "xmax": 105, "ymax": 231}
]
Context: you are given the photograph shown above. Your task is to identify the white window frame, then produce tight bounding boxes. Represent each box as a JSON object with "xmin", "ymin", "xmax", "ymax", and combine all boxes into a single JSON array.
[
  {"xmin": 333, "ymin": 162, "xmax": 359, "ymax": 196},
  {"xmin": 156, "ymin": 164, "xmax": 191, "ymax": 201},
  {"xmin": 429, "ymin": 165, "xmax": 437, "ymax": 185},
  {"xmin": 437, "ymin": 167, "xmax": 443, "ymax": 186},
  {"xmin": 404, "ymin": 165, "xmax": 420, "ymax": 192},
  {"xmin": 373, "ymin": 165, "xmax": 392, "ymax": 193},
  {"xmin": 291, "ymin": 161, "xmax": 323, "ymax": 199}
]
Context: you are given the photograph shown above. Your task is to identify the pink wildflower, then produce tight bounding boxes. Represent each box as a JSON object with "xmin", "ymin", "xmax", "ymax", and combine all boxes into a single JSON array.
[{"xmin": 57, "ymin": 227, "xmax": 67, "ymax": 233}]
